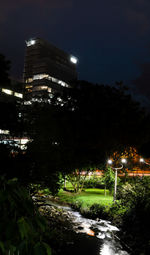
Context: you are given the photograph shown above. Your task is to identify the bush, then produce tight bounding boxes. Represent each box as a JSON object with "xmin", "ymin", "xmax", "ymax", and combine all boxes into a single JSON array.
[
  {"xmin": 75, "ymin": 203, "xmax": 108, "ymax": 219},
  {"xmin": 88, "ymin": 204, "xmax": 108, "ymax": 219},
  {"xmin": 108, "ymin": 201, "xmax": 127, "ymax": 225},
  {"xmin": 81, "ymin": 175, "xmax": 104, "ymax": 189},
  {"xmin": 115, "ymin": 177, "xmax": 150, "ymax": 254},
  {"xmin": 0, "ymin": 177, "xmax": 52, "ymax": 255}
]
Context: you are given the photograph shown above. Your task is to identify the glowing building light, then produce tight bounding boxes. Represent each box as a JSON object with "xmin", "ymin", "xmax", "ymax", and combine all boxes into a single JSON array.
[
  {"xmin": 70, "ymin": 56, "xmax": 78, "ymax": 64},
  {"xmin": 26, "ymin": 39, "xmax": 36, "ymax": 47},
  {"xmin": 14, "ymin": 92, "xmax": 23, "ymax": 98},
  {"xmin": 0, "ymin": 129, "xmax": 10, "ymax": 134},
  {"xmin": 2, "ymin": 88, "xmax": 13, "ymax": 95},
  {"xmin": 33, "ymin": 74, "xmax": 48, "ymax": 80}
]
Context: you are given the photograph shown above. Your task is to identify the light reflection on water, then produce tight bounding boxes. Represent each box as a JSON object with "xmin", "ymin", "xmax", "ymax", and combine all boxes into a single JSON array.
[
  {"xmin": 67, "ymin": 209, "xmax": 129, "ymax": 255},
  {"xmin": 100, "ymin": 240, "xmax": 129, "ymax": 255},
  {"xmin": 47, "ymin": 202, "xmax": 129, "ymax": 255}
]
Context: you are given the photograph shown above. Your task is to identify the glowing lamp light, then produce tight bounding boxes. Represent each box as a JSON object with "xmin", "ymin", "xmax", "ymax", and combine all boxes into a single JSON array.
[
  {"xmin": 107, "ymin": 159, "xmax": 113, "ymax": 165},
  {"xmin": 139, "ymin": 158, "xmax": 145, "ymax": 163},
  {"xmin": 70, "ymin": 56, "xmax": 78, "ymax": 64},
  {"xmin": 121, "ymin": 158, "xmax": 127, "ymax": 164}
]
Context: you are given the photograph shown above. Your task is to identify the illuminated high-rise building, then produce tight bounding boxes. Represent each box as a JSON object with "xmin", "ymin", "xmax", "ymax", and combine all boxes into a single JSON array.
[{"xmin": 23, "ymin": 38, "xmax": 78, "ymax": 97}]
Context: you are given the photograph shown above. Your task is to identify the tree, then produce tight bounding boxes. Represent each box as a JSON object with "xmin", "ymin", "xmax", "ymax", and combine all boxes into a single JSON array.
[
  {"xmin": 67, "ymin": 168, "xmax": 93, "ymax": 193},
  {"xmin": 22, "ymin": 80, "xmax": 150, "ymax": 192},
  {"xmin": 102, "ymin": 166, "xmax": 116, "ymax": 195},
  {"xmin": 0, "ymin": 177, "xmax": 52, "ymax": 255}
]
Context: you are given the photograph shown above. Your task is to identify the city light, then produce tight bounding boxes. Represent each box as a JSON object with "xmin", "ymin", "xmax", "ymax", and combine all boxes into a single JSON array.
[
  {"xmin": 2, "ymin": 88, "xmax": 13, "ymax": 95},
  {"xmin": 139, "ymin": 158, "xmax": 145, "ymax": 163},
  {"xmin": 70, "ymin": 56, "xmax": 78, "ymax": 64},
  {"xmin": 121, "ymin": 158, "xmax": 127, "ymax": 164},
  {"xmin": 14, "ymin": 92, "xmax": 23, "ymax": 98},
  {"xmin": 0, "ymin": 129, "xmax": 10, "ymax": 135},
  {"xmin": 26, "ymin": 39, "xmax": 36, "ymax": 47},
  {"xmin": 107, "ymin": 159, "xmax": 113, "ymax": 164}
]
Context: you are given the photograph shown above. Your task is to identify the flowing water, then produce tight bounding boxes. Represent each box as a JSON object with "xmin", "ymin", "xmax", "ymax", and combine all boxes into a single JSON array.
[{"xmin": 48, "ymin": 201, "xmax": 130, "ymax": 255}]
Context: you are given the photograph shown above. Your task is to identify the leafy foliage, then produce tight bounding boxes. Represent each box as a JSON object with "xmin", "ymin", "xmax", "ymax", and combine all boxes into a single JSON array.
[
  {"xmin": 113, "ymin": 177, "xmax": 150, "ymax": 254},
  {"xmin": 0, "ymin": 177, "xmax": 52, "ymax": 255},
  {"xmin": 102, "ymin": 167, "xmax": 117, "ymax": 194},
  {"xmin": 68, "ymin": 168, "xmax": 93, "ymax": 193},
  {"xmin": 81, "ymin": 174, "xmax": 104, "ymax": 189},
  {"xmin": 23, "ymin": 80, "xmax": 150, "ymax": 193}
]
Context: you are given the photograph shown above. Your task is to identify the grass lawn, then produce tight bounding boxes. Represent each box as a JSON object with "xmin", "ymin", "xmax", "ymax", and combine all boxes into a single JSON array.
[{"xmin": 57, "ymin": 188, "xmax": 113, "ymax": 208}]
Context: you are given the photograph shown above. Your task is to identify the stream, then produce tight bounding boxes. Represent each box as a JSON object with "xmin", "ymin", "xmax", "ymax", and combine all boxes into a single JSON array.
[{"xmin": 44, "ymin": 200, "xmax": 130, "ymax": 255}]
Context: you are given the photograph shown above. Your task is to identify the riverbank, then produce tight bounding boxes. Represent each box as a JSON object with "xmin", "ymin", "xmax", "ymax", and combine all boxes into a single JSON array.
[
  {"xmin": 33, "ymin": 194, "xmax": 105, "ymax": 255},
  {"xmin": 36, "ymin": 183, "xmax": 150, "ymax": 255},
  {"xmin": 33, "ymin": 194, "xmax": 129, "ymax": 255}
]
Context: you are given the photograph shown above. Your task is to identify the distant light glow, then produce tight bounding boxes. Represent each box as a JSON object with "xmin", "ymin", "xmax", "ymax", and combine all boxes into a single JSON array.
[
  {"xmin": 26, "ymin": 39, "xmax": 36, "ymax": 47},
  {"xmin": 121, "ymin": 158, "xmax": 127, "ymax": 164},
  {"xmin": 32, "ymin": 73, "xmax": 69, "ymax": 88},
  {"xmin": 14, "ymin": 138, "xmax": 30, "ymax": 150},
  {"xmin": 24, "ymin": 101, "xmax": 32, "ymax": 105},
  {"xmin": 14, "ymin": 92, "xmax": 23, "ymax": 98},
  {"xmin": 2, "ymin": 88, "xmax": 13, "ymax": 95},
  {"xmin": 32, "ymin": 86, "xmax": 48, "ymax": 91},
  {"xmin": 33, "ymin": 74, "xmax": 48, "ymax": 80},
  {"xmin": 48, "ymin": 88, "xmax": 52, "ymax": 93},
  {"xmin": 0, "ymin": 129, "xmax": 10, "ymax": 135},
  {"xmin": 140, "ymin": 158, "xmax": 145, "ymax": 163},
  {"xmin": 70, "ymin": 56, "xmax": 78, "ymax": 64},
  {"xmin": 25, "ymin": 78, "xmax": 33, "ymax": 83},
  {"xmin": 107, "ymin": 159, "xmax": 113, "ymax": 165}
]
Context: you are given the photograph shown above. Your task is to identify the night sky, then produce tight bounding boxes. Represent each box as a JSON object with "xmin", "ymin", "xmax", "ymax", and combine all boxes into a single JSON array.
[{"xmin": 0, "ymin": 0, "xmax": 150, "ymax": 106}]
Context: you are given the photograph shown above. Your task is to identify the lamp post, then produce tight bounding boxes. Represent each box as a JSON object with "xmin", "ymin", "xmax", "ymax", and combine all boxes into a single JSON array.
[{"xmin": 107, "ymin": 158, "xmax": 127, "ymax": 202}]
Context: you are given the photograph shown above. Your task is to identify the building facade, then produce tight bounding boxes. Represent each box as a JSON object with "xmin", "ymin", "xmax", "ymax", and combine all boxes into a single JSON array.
[{"xmin": 23, "ymin": 38, "xmax": 78, "ymax": 98}]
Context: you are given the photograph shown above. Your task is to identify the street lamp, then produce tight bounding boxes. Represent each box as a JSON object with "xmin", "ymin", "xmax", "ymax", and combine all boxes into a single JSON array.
[
  {"xmin": 107, "ymin": 158, "xmax": 127, "ymax": 202},
  {"xmin": 139, "ymin": 158, "xmax": 150, "ymax": 166}
]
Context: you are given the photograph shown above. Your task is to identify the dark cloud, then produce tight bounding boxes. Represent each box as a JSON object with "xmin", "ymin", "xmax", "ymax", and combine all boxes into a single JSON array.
[{"xmin": 0, "ymin": 0, "xmax": 72, "ymax": 24}]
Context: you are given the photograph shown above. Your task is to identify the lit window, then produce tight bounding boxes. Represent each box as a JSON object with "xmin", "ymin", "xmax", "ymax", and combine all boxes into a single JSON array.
[
  {"xmin": 25, "ymin": 78, "xmax": 33, "ymax": 83},
  {"xmin": 52, "ymin": 77, "xmax": 59, "ymax": 83},
  {"xmin": 48, "ymin": 88, "xmax": 52, "ymax": 93},
  {"xmin": 33, "ymin": 86, "xmax": 48, "ymax": 91},
  {"xmin": 25, "ymin": 85, "xmax": 33, "ymax": 89},
  {"xmin": 14, "ymin": 92, "xmax": 23, "ymax": 98},
  {"xmin": 33, "ymin": 74, "xmax": 48, "ymax": 80},
  {"xmin": 0, "ymin": 129, "xmax": 10, "ymax": 134},
  {"xmin": 32, "ymin": 73, "xmax": 69, "ymax": 88},
  {"xmin": 24, "ymin": 101, "xmax": 32, "ymax": 105},
  {"xmin": 2, "ymin": 88, "xmax": 13, "ymax": 95}
]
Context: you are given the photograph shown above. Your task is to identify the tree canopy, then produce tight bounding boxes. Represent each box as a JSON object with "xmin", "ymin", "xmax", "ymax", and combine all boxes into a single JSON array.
[{"xmin": 24, "ymin": 80, "xmax": 150, "ymax": 191}]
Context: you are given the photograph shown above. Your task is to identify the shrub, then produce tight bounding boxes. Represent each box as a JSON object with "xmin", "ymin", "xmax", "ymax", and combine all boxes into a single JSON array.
[
  {"xmin": 115, "ymin": 177, "xmax": 150, "ymax": 254},
  {"xmin": 78, "ymin": 203, "xmax": 108, "ymax": 219},
  {"xmin": 0, "ymin": 177, "xmax": 52, "ymax": 255},
  {"xmin": 81, "ymin": 175, "xmax": 104, "ymax": 189},
  {"xmin": 108, "ymin": 201, "xmax": 127, "ymax": 225}
]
